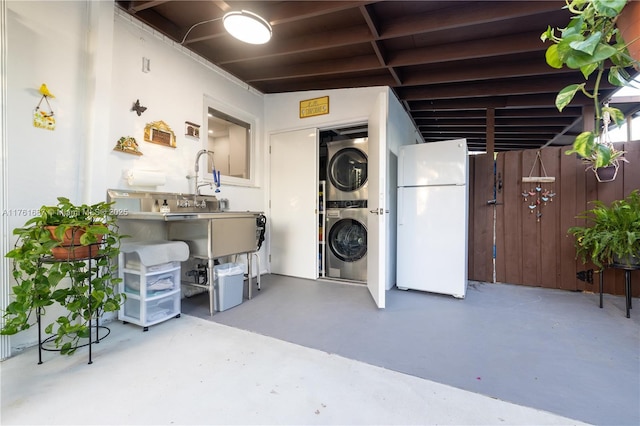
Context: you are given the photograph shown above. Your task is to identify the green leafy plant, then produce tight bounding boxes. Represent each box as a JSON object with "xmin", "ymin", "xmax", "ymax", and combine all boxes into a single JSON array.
[
  {"xmin": 568, "ymin": 190, "xmax": 640, "ymax": 268},
  {"xmin": 541, "ymin": 0, "xmax": 638, "ymax": 172},
  {"xmin": 1, "ymin": 197, "xmax": 126, "ymax": 355}
]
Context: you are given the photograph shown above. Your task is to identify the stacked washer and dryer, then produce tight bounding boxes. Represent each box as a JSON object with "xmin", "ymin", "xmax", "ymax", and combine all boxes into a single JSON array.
[{"xmin": 324, "ymin": 137, "xmax": 368, "ymax": 283}]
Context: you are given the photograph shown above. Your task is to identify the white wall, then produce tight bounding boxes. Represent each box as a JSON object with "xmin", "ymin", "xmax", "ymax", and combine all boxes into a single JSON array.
[
  {"xmin": 4, "ymin": 0, "xmax": 104, "ymax": 352},
  {"xmin": 386, "ymin": 89, "xmax": 421, "ymax": 290},
  {"xmin": 265, "ymin": 87, "xmax": 387, "ymax": 133},
  {"xmin": 107, "ymin": 9, "xmax": 266, "ymax": 210},
  {"xmin": 2, "ymin": 1, "xmax": 268, "ymax": 354}
]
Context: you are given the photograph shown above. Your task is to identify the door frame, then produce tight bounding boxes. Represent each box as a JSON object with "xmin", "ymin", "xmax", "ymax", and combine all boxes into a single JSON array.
[{"xmin": 268, "ymin": 106, "xmax": 388, "ymax": 308}]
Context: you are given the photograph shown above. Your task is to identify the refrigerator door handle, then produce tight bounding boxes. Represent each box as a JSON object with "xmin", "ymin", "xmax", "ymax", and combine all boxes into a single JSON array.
[{"xmin": 397, "ymin": 188, "xmax": 404, "ymax": 225}]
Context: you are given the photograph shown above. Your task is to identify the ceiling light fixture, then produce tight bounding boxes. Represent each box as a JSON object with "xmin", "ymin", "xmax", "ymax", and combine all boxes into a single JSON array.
[{"xmin": 223, "ymin": 10, "xmax": 272, "ymax": 44}]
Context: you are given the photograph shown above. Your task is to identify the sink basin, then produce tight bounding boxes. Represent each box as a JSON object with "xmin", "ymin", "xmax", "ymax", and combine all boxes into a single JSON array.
[{"xmin": 166, "ymin": 213, "xmax": 260, "ymax": 257}]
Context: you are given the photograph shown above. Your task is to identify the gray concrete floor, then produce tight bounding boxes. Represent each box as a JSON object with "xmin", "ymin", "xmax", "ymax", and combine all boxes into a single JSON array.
[
  {"xmin": 183, "ymin": 276, "xmax": 640, "ymax": 426},
  {"xmin": 1, "ymin": 275, "xmax": 637, "ymax": 425},
  {"xmin": 2, "ymin": 313, "xmax": 583, "ymax": 425}
]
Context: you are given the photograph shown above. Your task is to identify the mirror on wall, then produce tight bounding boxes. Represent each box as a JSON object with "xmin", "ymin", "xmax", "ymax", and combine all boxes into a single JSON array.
[{"xmin": 205, "ymin": 105, "xmax": 253, "ymax": 184}]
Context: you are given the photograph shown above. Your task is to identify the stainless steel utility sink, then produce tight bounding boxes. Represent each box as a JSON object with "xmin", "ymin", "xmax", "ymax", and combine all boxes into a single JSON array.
[{"xmin": 107, "ymin": 189, "xmax": 263, "ymax": 315}]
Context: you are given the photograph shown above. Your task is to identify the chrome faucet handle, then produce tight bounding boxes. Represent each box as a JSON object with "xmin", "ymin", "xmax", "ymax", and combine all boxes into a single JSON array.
[{"xmin": 177, "ymin": 199, "xmax": 191, "ymax": 208}]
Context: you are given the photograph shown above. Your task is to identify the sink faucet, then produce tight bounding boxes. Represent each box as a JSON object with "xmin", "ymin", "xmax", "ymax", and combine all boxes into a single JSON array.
[{"xmin": 194, "ymin": 149, "xmax": 215, "ymax": 195}]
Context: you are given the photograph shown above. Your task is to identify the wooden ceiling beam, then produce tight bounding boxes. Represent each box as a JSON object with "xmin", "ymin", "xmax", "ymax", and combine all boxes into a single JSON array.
[
  {"xmin": 267, "ymin": 1, "xmax": 372, "ymax": 25},
  {"xmin": 237, "ymin": 50, "xmax": 577, "ymax": 89},
  {"xmin": 124, "ymin": 6, "xmax": 183, "ymax": 41},
  {"xmin": 243, "ymin": 55, "xmax": 383, "ymax": 82},
  {"xmin": 122, "ymin": 1, "xmax": 169, "ymax": 13},
  {"xmin": 257, "ymin": 73, "xmax": 396, "ymax": 93},
  {"xmin": 456, "ymin": 139, "xmax": 549, "ymax": 144},
  {"xmin": 408, "ymin": 91, "xmax": 616, "ymax": 110},
  {"xmin": 380, "ymin": 1, "xmax": 563, "ymax": 39},
  {"xmin": 402, "ymin": 61, "xmax": 569, "ymax": 86},
  {"xmin": 360, "ymin": 4, "xmax": 403, "ymax": 85},
  {"xmin": 388, "ymin": 32, "xmax": 545, "ymax": 68},
  {"xmin": 235, "ymin": 48, "xmax": 566, "ymax": 85},
  {"xmin": 360, "ymin": 4, "xmax": 380, "ymax": 38},
  {"xmin": 419, "ymin": 127, "xmax": 565, "ymax": 135},
  {"xmin": 398, "ymin": 75, "xmax": 616, "ymax": 101},
  {"xmin": 411, "ymin": 108, "xmax": 582, "ymax": 118},
  {"xmin": 415, "ymin": 118, "xmax": 576, "ymax": 126}
]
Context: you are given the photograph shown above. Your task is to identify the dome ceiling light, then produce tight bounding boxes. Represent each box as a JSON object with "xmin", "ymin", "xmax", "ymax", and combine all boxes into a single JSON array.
[
  {"xmin": 180, "ymin": 11, "xmax": 272, "ymax": 45},
  {"xmin": 222, "ymin": 10, "xmax": 272, "ymax": 44}
]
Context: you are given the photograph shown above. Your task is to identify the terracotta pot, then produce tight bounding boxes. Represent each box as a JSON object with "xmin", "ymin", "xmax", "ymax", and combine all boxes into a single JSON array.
[
  {"xmin": 45, "ymin": 226, "xmax": 103, "ymax": 260},
  {"xmin": 617, "ymin": 0, "xmax": 640, "ymax": 67}
]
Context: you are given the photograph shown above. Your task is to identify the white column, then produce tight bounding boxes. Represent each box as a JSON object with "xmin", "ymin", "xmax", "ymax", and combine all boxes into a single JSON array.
[{"xmin": 0, "ymin": 0, "xmax": 11, "ymax": 360}]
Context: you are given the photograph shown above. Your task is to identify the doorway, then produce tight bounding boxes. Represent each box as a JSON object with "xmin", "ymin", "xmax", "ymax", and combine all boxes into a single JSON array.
[
  {"xmin": 320, "ymin": 126, "xmax": 369, "ymax": 283},
  {"xmin": 269, "ymin": 105, "xmax": 386, "ymax": 309}
]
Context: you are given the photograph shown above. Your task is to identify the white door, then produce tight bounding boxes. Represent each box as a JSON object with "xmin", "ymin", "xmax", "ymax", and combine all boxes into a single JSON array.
[
  {"xmin": 366, "ymin": 92, "xmax": 386, "ymax": 308},
  {"xmin": 270, "ymin": 129, "xmax": 318, "ymax": 279}
]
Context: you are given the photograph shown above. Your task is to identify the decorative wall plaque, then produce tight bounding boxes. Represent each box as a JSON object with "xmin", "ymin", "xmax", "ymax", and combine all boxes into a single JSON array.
[
  {"xmin": 144, "ymin": 120, "xmax": 176, "ymax": 148},
  {"xmin": 300, "ymin": 96, "xmax": 329, "ymax": 118}
]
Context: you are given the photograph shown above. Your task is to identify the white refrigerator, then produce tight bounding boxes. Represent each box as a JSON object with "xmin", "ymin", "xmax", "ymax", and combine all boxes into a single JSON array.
[{"xmin": 396, "ymin": 139, "xmax": 469, "ymax": 298}]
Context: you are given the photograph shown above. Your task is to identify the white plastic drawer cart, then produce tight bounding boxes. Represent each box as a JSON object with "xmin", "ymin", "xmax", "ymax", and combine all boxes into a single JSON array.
[{"xmin": 118, "ymin": 241, "xmax": 189, "ymax": 331}]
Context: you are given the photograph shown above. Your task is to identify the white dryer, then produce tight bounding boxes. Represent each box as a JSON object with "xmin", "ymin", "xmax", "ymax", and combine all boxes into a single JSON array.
[
  {"xmin": 325, "ymin": 208, "xmax": 367, "ymax": 282},
  {"xmin": 326, "ymin": 138, "xmax": 368, "ymax": 202}
]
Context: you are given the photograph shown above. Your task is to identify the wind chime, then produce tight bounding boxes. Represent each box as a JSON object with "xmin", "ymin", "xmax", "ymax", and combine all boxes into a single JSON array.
[{"xmin": 521, "ymin": 151, "xmax": 556, "ymax": 222}]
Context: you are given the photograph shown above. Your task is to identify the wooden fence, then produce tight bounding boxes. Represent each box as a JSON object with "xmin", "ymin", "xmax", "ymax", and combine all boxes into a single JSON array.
[{"xmin": 469, "ymin": 141, "xmax": 640, "ymax": 297}]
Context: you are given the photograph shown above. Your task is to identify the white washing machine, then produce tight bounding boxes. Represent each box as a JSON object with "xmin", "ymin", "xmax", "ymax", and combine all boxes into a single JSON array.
[
  {"xmin": 326, "ymin": 138, "xmax": 368, "ymax": 202},
  {"xmin": 325, "ymin": 208, "xmax": 367, "ymax": 282}
]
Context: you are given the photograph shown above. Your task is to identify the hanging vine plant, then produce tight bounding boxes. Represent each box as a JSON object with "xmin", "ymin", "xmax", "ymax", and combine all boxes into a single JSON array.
[{"xmin": 541, "ymin": 0, "xmax": 639, "ymax": 181}]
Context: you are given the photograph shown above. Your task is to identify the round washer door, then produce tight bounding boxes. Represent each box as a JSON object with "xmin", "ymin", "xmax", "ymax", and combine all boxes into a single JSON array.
[
  {"xmin": 328, "ymin": 148, "xmax": 368, "ymax": 193},
  {"xmin": 328, "ymin": 218, "xmax": 367, "ymax": 262}
]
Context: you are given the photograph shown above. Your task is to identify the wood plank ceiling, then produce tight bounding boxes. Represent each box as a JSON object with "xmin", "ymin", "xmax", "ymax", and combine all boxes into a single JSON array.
[{"xmin": 116, "ymin": 0, "xmax": 639, "ymax": 152}]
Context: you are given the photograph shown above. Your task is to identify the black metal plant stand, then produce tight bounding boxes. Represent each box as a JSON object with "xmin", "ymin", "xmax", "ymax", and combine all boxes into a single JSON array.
[
  {"xmin": 599, "ymin": 263, "xmax": 640, "ymax": 318},
  {"xmin": 36, "ymin": 244, "xmax": 110, "ymax": 364}
]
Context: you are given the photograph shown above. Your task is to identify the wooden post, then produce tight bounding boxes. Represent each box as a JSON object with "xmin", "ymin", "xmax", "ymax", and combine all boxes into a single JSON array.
[
  {"xmin": 583, "ymin": 104, "xmax": 595, "ymax": 132},
  {"xmin": 486, "ymin": 107, "xmax": 495, "ymax": 156}
]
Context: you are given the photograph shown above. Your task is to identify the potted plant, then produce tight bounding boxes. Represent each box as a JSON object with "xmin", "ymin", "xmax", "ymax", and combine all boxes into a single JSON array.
[
  {"xmin": 1, "ymin": 197, "xmax": 126, "ymax": 355},
  {"xmin": 541, "ymin": 0, "xmax": 639, "ymax": 182},
  {"xmin": 568, "ymin": 190, "xmax": 640, "ymax": 269}
]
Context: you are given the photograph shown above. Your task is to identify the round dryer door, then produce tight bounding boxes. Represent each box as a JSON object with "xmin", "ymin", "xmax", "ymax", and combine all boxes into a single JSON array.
[
  {"xmin": 328, "ymin": 148, "xmax": 368, "ymax": 192},
  {"xmin": 328, "ymin": 218, "xmax": 367, "ymax": 262}
]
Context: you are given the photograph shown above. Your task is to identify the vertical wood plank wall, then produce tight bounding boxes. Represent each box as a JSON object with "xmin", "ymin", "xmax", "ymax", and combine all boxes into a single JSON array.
[
  {"xmin": 470, "ymin": 142, "xmax": 640, "ymax": 296},
  {"xmin": 468, "ymin": 154, "xmax": 494, "ymax": 283}
]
